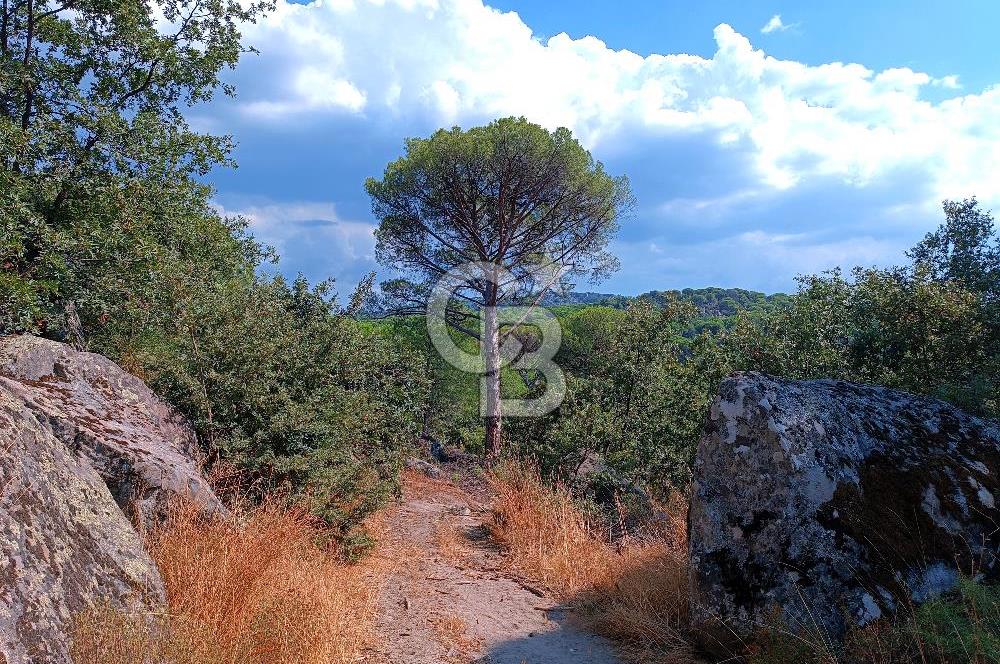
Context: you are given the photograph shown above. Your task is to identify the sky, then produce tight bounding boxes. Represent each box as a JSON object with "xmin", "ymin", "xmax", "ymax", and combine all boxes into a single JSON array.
[{"xmin": 199, "ymin": 0, "xmax": 1000, "ymax": 296}]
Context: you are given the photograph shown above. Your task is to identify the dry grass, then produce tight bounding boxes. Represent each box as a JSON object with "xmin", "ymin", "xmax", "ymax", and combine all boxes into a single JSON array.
[
  {"xmin": 402, "ymin": 467, "xmax": 473, "ymax": 502},
  {"xmin": 72, "ymin": 499, "xmax": 387, "ymax": 664},
  {"xmin": 429, "ymin": 613, "xmax": 482, "ymax": 662},
  {"xmin": 434, "ymin": 519, "xmax": 471, "ymax": 564},
  {"xmin": 488, "ymin": 462, "xmax": 697, "ymax": 663}
]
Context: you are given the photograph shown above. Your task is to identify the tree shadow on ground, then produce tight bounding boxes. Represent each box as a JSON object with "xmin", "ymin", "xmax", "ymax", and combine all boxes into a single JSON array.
[{"xmin": 474, "ymin": 607, "xmax": 621, "ymax": 664}]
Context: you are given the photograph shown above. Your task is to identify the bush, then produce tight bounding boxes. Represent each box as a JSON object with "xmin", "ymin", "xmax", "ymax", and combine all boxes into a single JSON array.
[
  {"xmin": 509, "ymin": 299, "xmax": 727, "ymax": 493},
  {"xmin": 72, "ymin": 499, "xmax": 386, "ymax": 664}
]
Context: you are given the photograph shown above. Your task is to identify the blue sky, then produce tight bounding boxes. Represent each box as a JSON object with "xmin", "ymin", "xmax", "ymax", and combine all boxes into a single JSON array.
[{"xmin": 200, "ymin": 0, "xmax": 1000, "ymax": 296}]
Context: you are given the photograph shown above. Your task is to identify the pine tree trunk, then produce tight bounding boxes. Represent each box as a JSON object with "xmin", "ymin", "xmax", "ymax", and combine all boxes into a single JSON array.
[{"xmin": 482, "ymin": 302, "xmax": 503, "ymax": 461}]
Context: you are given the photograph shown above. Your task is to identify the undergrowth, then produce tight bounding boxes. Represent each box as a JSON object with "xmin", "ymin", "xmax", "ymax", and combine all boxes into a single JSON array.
[
  {"xmin": 72, "ymin": 499, "xmax": 386, "ymax": 664},
  {"xmin": 488, "ymin": 462, "xmax": 696, "ymax": 663}
]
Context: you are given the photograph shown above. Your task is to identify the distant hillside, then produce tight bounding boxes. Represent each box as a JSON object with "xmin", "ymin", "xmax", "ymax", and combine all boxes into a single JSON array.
[
  {"xmin": 542, "ymin": 287, "xmax": 790, "ymax": 317},
  {"xmin": 539, "ymin": 290, "xmax": 628, "ymax": 307},
  {"xmin": 637, "ymin": 287, "xmax": 792, "ymax": 317}
]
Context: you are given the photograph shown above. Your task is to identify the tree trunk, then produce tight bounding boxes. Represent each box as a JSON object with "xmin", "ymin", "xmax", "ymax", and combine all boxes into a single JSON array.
[
  {"xmin": 64, "ymin": 300, "xmax": 86, "ymax": 351},
  {"xmin": 482, "ymin": 300, "xmax": 503, "ymax": 461}
]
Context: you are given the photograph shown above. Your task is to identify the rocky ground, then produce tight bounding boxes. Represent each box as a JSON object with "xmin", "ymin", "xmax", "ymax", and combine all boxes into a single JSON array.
[{"xmin": 364, "ymin": 470, "xmax": 620, "ymax": 664}]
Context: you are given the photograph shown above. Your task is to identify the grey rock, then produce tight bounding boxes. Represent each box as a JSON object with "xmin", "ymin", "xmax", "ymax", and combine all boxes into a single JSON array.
[
  {"xmin": 0, "ymin": 335, "xmax": 225, "ymax": 527},
  {"xmin": 689, "ymin": 372, "xmax": 1000, "ymax": 648},
  {"xmin": 0, "ymin": 335, "xmax": 226, "ymax": 662},
  {"xmin": 0, "ymin": 388, "xmax": 165, "ymax": 663},
  {"xmin": 405, "ymin": 457, "xmax": 443, "ymax": 479}
]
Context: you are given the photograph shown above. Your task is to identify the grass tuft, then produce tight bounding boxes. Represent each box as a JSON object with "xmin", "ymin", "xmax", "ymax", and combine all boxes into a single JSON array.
[
  {"xmin": 487, "ymin": 462, "xmax": 696, "ymax": 663},
  {"xmin": 72, "ymin": 499, "xmax": 385, "ymax": 664}
]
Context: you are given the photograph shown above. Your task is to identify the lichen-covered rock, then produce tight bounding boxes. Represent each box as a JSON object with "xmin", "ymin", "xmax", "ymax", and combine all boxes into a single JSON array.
[
  {"xmin": 689, "ymin": 372, "xmax": 1000, "ymax": 647},
  {"xmin": 0, "ymin": 335, "xmax": 225, "ymax": 527},
  {"xmin": 0, "ymin": 335, "xmax": 227, "ymax": 662},
  {"xmin": 0, "ymin": 389, "xmax": 165, "ymax": 663}
]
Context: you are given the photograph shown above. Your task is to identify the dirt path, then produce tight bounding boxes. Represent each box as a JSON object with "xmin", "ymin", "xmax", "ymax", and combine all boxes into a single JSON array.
[{"xmin": 365, "ymin": 471, "xmax": 621, "ymax": 664}]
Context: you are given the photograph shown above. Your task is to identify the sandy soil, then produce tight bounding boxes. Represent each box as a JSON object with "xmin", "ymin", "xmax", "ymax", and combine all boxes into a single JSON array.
[{"xmin": 364, "ymin": 471, "xmax": 621, "ymax": 664}]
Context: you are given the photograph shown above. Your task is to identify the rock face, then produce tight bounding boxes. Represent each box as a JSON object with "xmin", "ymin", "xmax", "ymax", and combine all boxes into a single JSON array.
[
  {"xmin": 0, "ymin": 335, "xmax": 224, "ymax": 662},
  {"xmin": 0, "ymin": 391, "xmax": 166, "ymax": 663},
  {"xmin": 689, "ymin": 372, "xmax": 1000, "ymax": 647},
  {"xmin": 0, "ymin": 335, "xmax": 224, "ymax": 527}
]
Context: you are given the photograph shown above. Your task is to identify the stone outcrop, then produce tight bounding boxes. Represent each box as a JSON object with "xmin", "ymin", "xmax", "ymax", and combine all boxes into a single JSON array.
[
  {"xmin": 0, "ymin": 391, "xmax": 166, "ymax": 662},
  {"xmin": 0, "ymin": 335, "xmax": 224, "ymax": 527},
  {"xmin": 0, "ymin": 335, "xmax": 224, "ymax": 662},
  {"xmin": 689, "ymin": 372, "xmax": 1000, "ymax": 648}
]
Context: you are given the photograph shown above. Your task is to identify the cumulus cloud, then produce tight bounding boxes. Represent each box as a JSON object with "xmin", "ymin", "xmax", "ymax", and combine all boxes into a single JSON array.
[
  {"xmin": 211, "ymin": 0, "xmax": 1000, "ymax": 292},
  {"xmin": 233, "ymin": 0, "xmax": 999, "ymax": 204},
  {"xmin": 760, "ymin": 14, "xmax": 791, "ymax": 34},
  {"xmin": 215, "ymin": 200, "xmax": 379, "ymax": 285}
]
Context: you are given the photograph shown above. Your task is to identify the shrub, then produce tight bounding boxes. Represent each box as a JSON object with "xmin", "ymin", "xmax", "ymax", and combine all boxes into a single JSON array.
[
  {"xmin": 72, "ymin": 500, "xmax": 385, "ymax": 664},
  {"xmin": 487, "ymin": 462, "xmax": 695, "ymax": 663}
]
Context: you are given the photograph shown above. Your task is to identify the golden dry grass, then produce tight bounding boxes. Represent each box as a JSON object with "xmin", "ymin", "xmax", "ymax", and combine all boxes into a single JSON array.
[
  {"xmin": 488, "ymin": 462, "xmax": 697, "ymax": 664},
  {"xmin": 429, "ymin": 613, "xmax": 483, "ymax": 662},
  {"xmin": 402, "ymin": 467, "xmax": 472, "ymax": 502},
  {"xmin": 72, "ymin": 499, "xmax": 387, "ymax": 664},
  {"xmin": 434, "ymin": 519, "xmax": 471, "ymax": 564}
]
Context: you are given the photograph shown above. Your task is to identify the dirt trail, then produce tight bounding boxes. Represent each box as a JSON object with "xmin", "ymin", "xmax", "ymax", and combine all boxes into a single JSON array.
[{"xmin": 365, "ymin": 471, "xmax": 621, "ymax": 664}]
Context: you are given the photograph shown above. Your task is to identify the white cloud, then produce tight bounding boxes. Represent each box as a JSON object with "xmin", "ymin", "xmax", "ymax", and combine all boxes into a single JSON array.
[
  {"xmin": 613, "ymin": 230, "xmax": 900, "ymax": 293},
  {"xmin": 212, "ymin": 0, "xmax": 1000, "ymax": 292},
  {"xmin": 229, "ymin": 0, "xmax": 1000, "ymax": 211},
  {"xmin": 215, "ymin": 200, "xmax": 379, "ymax": 283},
  {"xmin": 760, "ymin": 14, "xmax": 791, "ymax": 34},
  {"xmin": 932, "ymin": 74, "xmax": 961, "ymax": 90}
]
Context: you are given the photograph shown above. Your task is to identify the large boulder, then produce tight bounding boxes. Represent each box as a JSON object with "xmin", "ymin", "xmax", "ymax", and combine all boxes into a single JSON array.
[
  {"xmin": 689, "ymin": 372, "xmax": 1000, "ymax": 648},
  {"xmin": 0, "ymin": 335, "xmax": 225, "ymax": 662},
  {"xmin": 0, "ymin": 335, "xmax": 225, "ymax": 527},
  {"xmin": 0, "ymin": 390, "xmax": 166, "ymax": 663}
]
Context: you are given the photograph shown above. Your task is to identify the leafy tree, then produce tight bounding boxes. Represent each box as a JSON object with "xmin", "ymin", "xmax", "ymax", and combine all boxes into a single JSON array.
[
  {"xmin": 724, "ymin": 270, "xmax": 854, "ymax": 380},
  {"xmin": 1, "ymin": 0, "xmax": 430, "ymax": 535},
  {"xmin": 1, "ymin": 0, "xmax": 269, "ymax": 333},
  {"xmin": 726, "ymin": 199, "xmax": 999, "ymax": 417},
  {"xmin": 908, "ymin": 198, "xmax": 999, "ymax": 300},
  {"xmin": 848, "ymin": 266, "xmax": 987, "ymax": 395},
  {"xmin": 367, "ymin": 117, "xmax": 632, "ymax": 458},
  {"xmin": 511, "ymin": 299, "xmax": 727, "ymax": 491}
]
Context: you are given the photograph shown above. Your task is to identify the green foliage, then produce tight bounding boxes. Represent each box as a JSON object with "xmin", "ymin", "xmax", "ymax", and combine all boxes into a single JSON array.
[
  {"xmin": 0, "ymin": 0, "xmax": 428, "ymax": 532},
  {"xmin": 909, "ymin": 198, "xmax": 1000, "ymax": 300},
  {"xmin": 508, "ymin": 299, "xmax": 728, "ymax": 491},
  {"xmin": 912, "ymin": 577, "xmax": 1000, "ymax": 662},
  {"xmin": 639, "ymin": 286, "xmax": 792, "ymax": 318},
  {"xmin": 1, "ymin": 0, "xmax": 268, "ymax": 334},
  {"xmin": 106, "ymin": 275, "xmax": 427, "ymax": 531},
  {"xmin": 725, "ymin": 200, "xmax": 999, "ymax": 418},
  {"xmin": 545, "ymin": 287, "xmax": 792, "ymax": 337},
  {"xmin": 367, "ymin": 314, "xmax": 485, "ymax": 451},
  {"xmin": 368, "ymin": 117, "xmax": 632, "ymax": 289}
]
